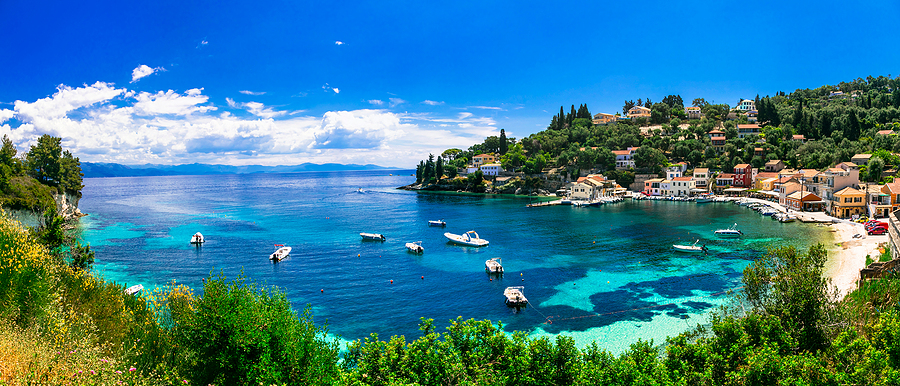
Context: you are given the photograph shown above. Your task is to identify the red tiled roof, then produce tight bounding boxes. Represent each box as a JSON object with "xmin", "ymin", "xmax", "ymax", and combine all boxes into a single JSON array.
[
  {"xmin": 611, "ymin": 150, "xmax": 630, "ymax": 155},
  {"xmin": 717, "ymin": 173, "xmax": 734, "ymax": 179},
  {"xmin": 711, "ymin": 136, "xmax": 726, "ymax": 141},
  {"xmin": 672, "ymin": 177, "xmax": 693, "ymax": 181}
]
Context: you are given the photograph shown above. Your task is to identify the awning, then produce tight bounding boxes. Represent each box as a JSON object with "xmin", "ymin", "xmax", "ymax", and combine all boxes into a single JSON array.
[
  {"xmin": 723, "ymin": 187, "xmax": 748, "ymax": 192},
  {"xmin": 690, "ymin": 188, "xmax": 708, "ymax": 192},
  {"xmin": 758, "ymin": 190, "xmax": 779, "ymax": 197},
  {"xmin": 803, "ymin": 200, "xmax": 827, "ymax": 204}
]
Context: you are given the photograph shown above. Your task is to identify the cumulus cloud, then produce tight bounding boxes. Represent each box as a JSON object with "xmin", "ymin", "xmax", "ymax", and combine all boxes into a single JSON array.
[
  {"xmin": 367, "ymin": 100, "xmax": 384, "ymax": 105},
  {"xmin": 0, "ymin": 80, "xmax": 502, "ymax": 167},
  {"xmin": 239, "ymin": 90, "xmax": 266, "ymax": 96},
  {"xmin": 422, "ymin": 100, "xmax": 444, "ymax": 106},
  {"xmin": 131, "ymin": 65, "xmax": 162, "ymax": 82},
  {"xmin": 226, "ymin": 98, "xmax": 287, "ymax": 119},
  {"xmin": 335, "ymin": 41, "xmax": 344, "ymax": 45},
  {"xmin": 133, "ymin": 89, "xmax": 216, "ymax": 116}
]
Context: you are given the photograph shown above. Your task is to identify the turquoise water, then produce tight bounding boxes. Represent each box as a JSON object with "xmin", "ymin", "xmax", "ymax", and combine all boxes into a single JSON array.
[{"xmin": 77, "ymin": 171, "xmax": 829, "ymax": 354}]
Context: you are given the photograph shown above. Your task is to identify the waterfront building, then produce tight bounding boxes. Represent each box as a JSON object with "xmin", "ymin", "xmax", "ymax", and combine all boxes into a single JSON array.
[
  {"xmin": 779, "ymin": 181, "xmax": 801, "ymax": 206},
  {"xmin": 643, "ymin": 178, "xmax": 663, "ymax": 196},
  {"xmin": 692, "ymin": 168, "xmax": 710, "ymax": 190},
  {"xmin": 785, "ymin": 191, "xmax": 825, "ymax": 212},
  {"xmin": 666, "ymin": 166, "xmax": 684, "ymax": 180},
  {"xmin": 818, "ymin": 163, "xmax": 861, "ymax": 213},
  {"xmin": 714, "ymin": 173, "xmax": 734, "ymax": 193},
  {"xmin": 480, "ymin": 163, "xmax": 502, "ymax": 176},
  {"xmin": 732, "ymin": 164, "xmax": 757, "ymax": 188},
  {"xmin": 570, "ymin": 174, "xmax": 618, "ymax": 200},
  {"xmin": 831, "ymin": 186, "xmax": 866, "ymax": 218},
  {"xmin": 670, "ymin": 176, "xmax": 695, "ymax": 196}
]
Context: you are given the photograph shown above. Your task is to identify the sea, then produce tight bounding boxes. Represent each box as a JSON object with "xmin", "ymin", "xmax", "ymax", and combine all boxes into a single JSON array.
[{"xmin": 76, "ymin": 170, "xmax": 832, "ymax": 354}]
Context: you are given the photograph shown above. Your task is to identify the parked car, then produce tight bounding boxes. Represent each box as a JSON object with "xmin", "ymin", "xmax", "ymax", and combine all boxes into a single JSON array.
[
  {"xmin": 868, "ymin": 227, "xmax": 888, "ymax": 235},
  {"xmin": 866, "ymin": 222, "xmax": 889, "ymax": 231}
]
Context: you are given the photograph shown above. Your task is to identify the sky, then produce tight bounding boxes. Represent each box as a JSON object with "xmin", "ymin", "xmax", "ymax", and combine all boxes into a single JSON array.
[{"xmin": 1, "ymin": 1, "xmax": 898, "ymax": 168}]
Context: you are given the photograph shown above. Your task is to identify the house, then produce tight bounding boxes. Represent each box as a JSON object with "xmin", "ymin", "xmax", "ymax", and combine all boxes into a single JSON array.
[
  {"xmin": 666, "ymin": 165, "xmax": 685, "ymax": 180},
  {"xmin": 756, "ymin": 177, "xmax": 777, "ymax": 191},
  {"xmin": 745, "ymin": 110, "xmax": 758, "ymax": 123},
  {"xmin": 692, "ymin": 168, "xmax": 710, "ymax": 190},
  {"xmin": 754, "ymin": 147, "xmax": 765, "ymax": 157},
  {"xmin": 792, "ymin": 134, "xmax": 807, "ymax": 142},
  {"xmin": 732, "ymin": 164, "xmax": 757, "ymax": 188},
  {"xmin": 627, "ymin": 105, "xmax": 652, "ymax": 118},
  {"xmin": 785, "ymin": 191, "xmax": 825, "ymax": 212},
  {"xmin": 714, "ymin": 173, "xmax": 734, "ymax": 192},
  {"xmin": 707, "ymin": 129, "xmax": 725, "ymax": 139},
  {"xmin": 570, "ymin": 174, "xmax": 619, "ymax": 200},
  {"xmin": 753, "ymin": 172, "xmax": 779, "ymax": 190},
  {"xmin": 851, "ymin": 154, "xmax": 873, "ymax": 165},
  {"xmin": 480, "ymin": 163, "xmax": 502, "ymax": 176},
  {"xmin": 830, "ymin": 91, "xmax": 845, "ymax": 97},
  {"xmin": 737, "ymin": 124, "xmax": 761, "ymax": 139},
  {"xmin": 765, "ymin": 160, "xmax": 785, "ymax": 172},
  {"xmin": 670, "ymin": 176, "xmax": 695, "ymax": 197},
  {"xmin": 473, "ymin": 153, "xmax": 497, "ymax": 167},
  {"xmin": 592, "ymin": 112, "xmax": 619, "ymax": 125},
  {"xmin": 779, "ymin": 181, "xmax": 801, "ymax": 206},
  {"xmin": 869, "ymin": 182, "xmax": 900, "ymax": 218},
  {"xmin": 686, "ymin": 106, "xmax": 702, "ymax": 119},
  {"xmin": 612, "ymin": 147, "xmax": 639, "ymax": 170},
  {"xmin": 736, "ymin": 99, "xmax": 756, "ymax": 111},
  {"xmin": 660, "ymin": 179, "xmax": 673, "ymax": 196},
  {"xmin": 643, "ymin": 178, "xmax": 664, "ymax": 196},
  {"xmin": 831, "ymin": 186, "xmax": 866, "ymax": 218},
  {"xmin": 817, "ymin": 163, "xmax": 861, "ymax": 213},
  {"xmin": 711, "ymin": 136, "xmax": 726, "ymax": 152},
  {"xmin": 877, "ymin": 130, "xmax": 895, "ymax": 136}
]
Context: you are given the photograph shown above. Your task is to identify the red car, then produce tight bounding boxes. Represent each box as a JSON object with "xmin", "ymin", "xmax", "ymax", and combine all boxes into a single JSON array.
[
  {"xmin": 868, "ymin": 227, "xmax": 888, "ymax": 235},
  {"xmin": 866, "ymin": 222, "xmax": 889, "ymax": 231}
]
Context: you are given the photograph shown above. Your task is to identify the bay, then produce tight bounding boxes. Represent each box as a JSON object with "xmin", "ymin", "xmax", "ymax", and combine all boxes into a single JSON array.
[{"xmin": 77, "ymin": 170, "xmax": 831, "ymax": 354}]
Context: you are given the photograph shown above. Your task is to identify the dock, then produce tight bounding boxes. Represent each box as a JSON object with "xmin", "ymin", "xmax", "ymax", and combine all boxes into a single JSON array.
[
  {"xmin": 504, "ymin": 286, "xmax": 527, "ymax": 307},
  {"xmin": 526, "ymin": 200, "xmax": 562, "ymax": 208}
]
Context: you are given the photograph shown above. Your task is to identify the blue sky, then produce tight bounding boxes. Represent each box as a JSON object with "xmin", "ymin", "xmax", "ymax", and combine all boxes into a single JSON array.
[{"xmin": 1, "ymin": 1, "xmax": 898, "ymax": 167}]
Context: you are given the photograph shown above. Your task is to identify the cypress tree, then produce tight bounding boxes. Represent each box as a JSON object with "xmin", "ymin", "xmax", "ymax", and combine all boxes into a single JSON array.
[
  {"xmin": 559, "ymin": 106, "xmax": 565, "ymax": 128},
  {"xmin": 568, "ymin": 105, "xmax": 576, "ymax": 126},
  {"xmin": 499, "ymin": 129, "xmax": 508, "ymax": 155},
  {"xmin": 435, "ymin": 156, "xmax": 443, "ymax": 179}
]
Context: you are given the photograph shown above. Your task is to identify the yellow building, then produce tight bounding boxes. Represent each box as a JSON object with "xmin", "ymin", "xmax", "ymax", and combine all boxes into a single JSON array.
[
  {"xmin": 592, "ymin": 113, "xmax": 619, "ymax": 125},
  {"xmin": 627, "ymin": 106, "xmax": 651, "ymax": 118},
  {"xmin": 831, "ymin": 186, "xmax": 866, "ymax": 218},
  {"xmin": 472, "ymin": 153, "xmax": 496, "ymax": 167}
]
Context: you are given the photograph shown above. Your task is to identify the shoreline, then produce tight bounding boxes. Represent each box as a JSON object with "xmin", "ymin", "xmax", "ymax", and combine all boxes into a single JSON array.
[{"xmin": 824, "ymin": 221, "xmax": 887, "ymax": 298}]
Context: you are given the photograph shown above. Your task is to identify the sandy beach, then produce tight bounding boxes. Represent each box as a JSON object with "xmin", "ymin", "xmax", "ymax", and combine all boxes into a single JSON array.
[{"xmin": 824, "ymin": 221, "xmax": 888, "ymax": 298}]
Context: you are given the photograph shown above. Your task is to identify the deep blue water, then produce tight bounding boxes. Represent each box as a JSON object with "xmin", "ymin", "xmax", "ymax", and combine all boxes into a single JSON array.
[{"xmin": 77, "ymin": 170, "xmax": 829, "ymax": 353}]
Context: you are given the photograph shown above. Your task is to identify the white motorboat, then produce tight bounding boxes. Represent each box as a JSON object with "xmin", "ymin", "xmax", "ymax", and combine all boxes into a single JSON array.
[
  {"xmin": 714, "ymin": 223, "xmax": 743, "ymax": 237},
  {"xmin": 405, "ymin": 241, "xmax": 424, "ymax": 254},
  {"xmin": 269, "ymin": 245, "xmax": 292, "ymax": 262},
  {"xmin": 504, "ymin": 286, "xmax": 527, "ymax": 307},
  {"xmin": 485, "ymin": 257, "xmax": 503, "ymax": 273},
  {"xmin": 190, "ymin": 232, "xmax": 204, "ymax": 244},
  {"xmin": 360, "ymin": 233, "xmax": 386, "ymax": 241},
  {"xmin": 428, "ymin": 220, "xmax": 446, "ymax": 227},
  {"xmin": 695, "ymin": 194, "xmax": 714, "ymax": 203},
  {"xmin": 780, "ymin": 213, "xmax": 797, "ymax": 223},
  {"xmin": 673, "ymin": 240, "xmax": 708, "ymax": 253},
  {"xmin": 444, "ymin": 230, "xmax": 489, "ymax": 247}
]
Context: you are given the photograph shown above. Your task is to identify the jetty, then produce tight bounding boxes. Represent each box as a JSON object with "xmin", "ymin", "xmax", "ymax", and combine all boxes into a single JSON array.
[
  {"xmin": 504, "ymin": 286, "xmax": 527, "ymax": 307},
  {"xmin": 526, "ymin": 200, "xmax": 562, "ymax": 208}
]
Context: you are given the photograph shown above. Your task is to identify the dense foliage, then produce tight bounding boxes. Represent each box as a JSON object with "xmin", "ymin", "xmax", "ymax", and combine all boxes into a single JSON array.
[{"xmin": 0, "ymin": 134, "xmax": 84, "ymax": 212}]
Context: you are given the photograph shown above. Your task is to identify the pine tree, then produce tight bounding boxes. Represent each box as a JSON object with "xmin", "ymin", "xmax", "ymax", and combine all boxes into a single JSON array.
[{"xmin": 644, "ymin": 98, "xmax": 652, "ymax": 108}]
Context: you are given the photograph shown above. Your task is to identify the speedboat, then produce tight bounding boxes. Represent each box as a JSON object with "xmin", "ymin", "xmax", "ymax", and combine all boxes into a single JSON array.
[
  {"xmin": 673, "ymin": 240, "xmax": 708, "ymax": 253},
  {"xmin": 485, "ymin": 257, "xmax": 503, "ymax": 273},
  {"xmin": 269, "ymin": 245, "xmax": 292, "ymax": 262},
  {"xmin": 190, "ymin": 232, "xmax": 204, "ymax": 244},
  {"xmin": 714, "ymin": 223, "xmax": 743, "ymax": 237},
  {"xmin": 444, "ymin": 230, "xmax": 489, "ymax": 247},
  {"xmin": 695, "ymin": 193, "xmax": 714, "ymax": 203},
  {"xmin": 360, "ymin": 233, "xmax": 386, "ymax": 241},
  {"xmin": 428, "ymin": 220, "xmax": 446, "ymax": 227},
  {"xmin": 779, "ymin": 213, "xmax": 797, "ymax": 223},
  {"xmin": 504, "ymin": 286, "xmax": 527, "ymax": 307},
  {"xmin": 405, "ymin": 241, "xmax": 424, "ymax": 254}
]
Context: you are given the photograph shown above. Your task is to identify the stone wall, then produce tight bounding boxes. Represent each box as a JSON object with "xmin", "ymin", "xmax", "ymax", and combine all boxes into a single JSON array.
[
  {"xmin": 860, "ymin": 258, "xmax": 900, "ymax": 280},
  {"xmin": 890, "ymin": 209, "xmax": 900, "ymax": 260}
]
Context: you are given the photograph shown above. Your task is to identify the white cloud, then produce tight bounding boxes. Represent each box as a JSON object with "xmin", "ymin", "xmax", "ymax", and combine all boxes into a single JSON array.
[
  {"xmin": 133, "ymin": 89, "xmax": 216, "ymax": 116},
  {"xmin": 226, "ymin": 98, "xmax": 287, "ymax": 119},
  {"xmin": 322, "ymin": 84, "xmax": 340, "ymax": 94},
  {"xmin": 389, "ymin": 98, "xmax": 406, "ymax": 107},
  {"xmin": 335, "ymin": 41, "xmax": 344, "ymax": 45},
  {"xmin": 1, "ymin": 81, "xmax": 506, "ymax": 168},
  {"xmin": 333, "ymin": 88, "xmax": 340, "ymax": 94},
  {"xmin": 239, "ymin": 90, "xmax": 266, "ymax": 96},
  {"xmin": 422, "ymin": 100, "xmax": 444, "ymax": 106},
  {"xmin": 0, "ymin": 109, "xmax": 14, "ymax": 124},
  {"xmin": 469, "ymin": 105, "xmax": 503, "ymax": 110},
  {"xmin": 131, "ymin": 65, "xmax": 162, "ymax": 82},
  {"xmin": 367, "ymin": 100, "xmax": 384, "ymax": 105}
]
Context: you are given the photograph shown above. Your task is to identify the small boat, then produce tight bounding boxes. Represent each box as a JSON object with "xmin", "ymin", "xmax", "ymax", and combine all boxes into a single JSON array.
[
  {"xmin": 190, "ymin": 232, "xmax": 204, "ymax": 244},
  {"xmin": 269, "ymin": 244, "xmax": 292, "ymax": 262},
  {"xmin": 504, "ymin": 286, "xmax": 527, "ymax": 307},
  {"xmin": 673, "ymin": 240, "xmax": 708, "ymax": 253},
  {"xmin": 124, "ymin": 284, "xmax": 144, "ymax": 295},
  {"xmin": 428, "ymin": 220, "xmax": 446, "ymax": 227},
  {"xmin": 714, "ymin": 223, "xmax": 743, "ymax": 237},
  {"xmin": 485, "ymin": 257, "xmax": 503, "ymax": 273},
  {"xmin": 405, "ymin": 241, "xmax": 424, "ymax": 254},
  {"xmin": 779, "ymin": 213, "xmax": 797, "ymax": 223},
  {"xmin": 444, "ymin": 230, "xmax": 489, "ymax": 247},
  {"xmin": 695, "ymin": 194, "xmax": 714, "ymax": 203},
  {"xmin": 360, "ymin": 233, "xmax": 386, "ymax": 241}
]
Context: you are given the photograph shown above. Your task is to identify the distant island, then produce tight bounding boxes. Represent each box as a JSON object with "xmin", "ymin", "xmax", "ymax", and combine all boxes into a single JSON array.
[{"xmin": 81, "ymin": 162, "xmax": 400, "ymax": 178}]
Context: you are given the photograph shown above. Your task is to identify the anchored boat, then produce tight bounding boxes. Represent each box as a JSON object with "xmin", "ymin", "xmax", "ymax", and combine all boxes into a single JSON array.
[
  {"xmin": 269, "ymin": 244, "xmax": 292, "ymax": 262},
  {"xmin": 360, "ymin": 233, "xmax": 386, "ymax": 241},
  {"xmin": 485, "ymin": 257, "xmax": 503, "ymax": 273},
  {"xmin": 190, "ymin": 232, "xmax": 204, "ymax": 244},
  {"xmin": 428, "ymin": 219, "xmax": 446, "ymax": 227},
  {"xmin": 673, "ymin": 239, "xmax": 708, "ymax": 253},
  {"xmin": 504, "ymin": 286, "xmax": 527, "ymax": 307},
  {"xmin": 405, "ymin": 241, "xmax": 424, "ymax": 254},
  {"xmin": 714, "ymin": 223, "xmax": 743, "ymax": 237},
  {"xmin": 444, "ymin": 230, "xmax": 489, "ymax": 247}
]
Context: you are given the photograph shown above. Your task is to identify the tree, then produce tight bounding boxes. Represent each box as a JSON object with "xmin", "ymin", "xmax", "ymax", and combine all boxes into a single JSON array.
[
  {"xmin": 644, "ymin": 98, "xmax": 652, "ymax": 108},
  {"xmin": 416, "ymin": 161, "xmax": 424, "ymax": 184},
  {"xmin": 650, "ymin": 102, "xmax": 670, "ymax": 124},
  {"xmin": 500, "ymin": 144, "xmax": 526, "ymax": 171},
  {"xmin": 662, "ymin": 95, "xmax": 684, "ymax": 109},
  {"xmin": 868, "ymin": 156, "xmax": 885, "ymax": 182},
  {"xmin": 58, "ymin": 150, "xmax": 83, "ymax": 196},
  {"xmin": 499, "ymin": 129, "xmax": 508, "ymax": 155},
  {"xmin": 623, "ymin": 100, "xmax": 636, "ymax": 116},
  {"xmin": 435, "ymin": 156, "xmax": 444, "ymax": 180},
  {"xmin": 25, "ymin": 134, "xmax": 62, "ymax": 186},
  {"xmin": 692, "ymin": 98, "xmax": 709, "ymax": 108},
  {"xmin": 423, "ymin": 154, "xmax": 435, "ymax": 183},
  {"xmin": 441, "ymin": 148, "xmax": 463, "ymax": 161},
  {"xmin": 634, "ymin": 146, "xmax": 667, "ymax": 171}
]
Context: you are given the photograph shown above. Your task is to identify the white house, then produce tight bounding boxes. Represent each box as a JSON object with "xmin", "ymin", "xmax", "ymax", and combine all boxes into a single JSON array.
[
  {"xmin": 480, "ymin": 163, "xmax": 502, "ymax": 176},
  {"xmin": 670, "ymin": 176, "xmax": 696, "ymax": 196},
  {"xmin": 736, "ymin": 99, "xmax": 756, "ymax": 111},
  {"xmin": 612, "ymin": 147, "xmax": 639, "ymax": 170}
]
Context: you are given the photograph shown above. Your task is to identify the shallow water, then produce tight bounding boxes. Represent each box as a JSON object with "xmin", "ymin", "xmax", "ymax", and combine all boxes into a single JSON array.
[{"xmin": 77, "ymin": 171, "xmax": 829, "ymax": 354}]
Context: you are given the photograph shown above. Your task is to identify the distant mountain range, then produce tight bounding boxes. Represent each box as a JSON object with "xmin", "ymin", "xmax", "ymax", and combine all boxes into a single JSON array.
[{"xmin": 81, "ymin": 162, "xmax": 400, "ymax": 178}]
